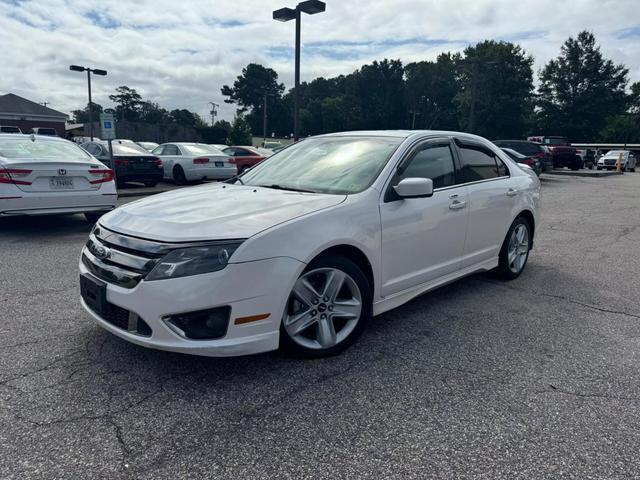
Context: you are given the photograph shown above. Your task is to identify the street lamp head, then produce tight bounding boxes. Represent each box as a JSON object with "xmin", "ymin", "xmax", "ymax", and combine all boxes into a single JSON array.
[
  {"xmin": 92, "ymin": 69, "xmax": 108, "ymax": 76},
  {"xmin": 69, "ymin": 65, "xmax": 86, "ymax": 72},
  {"xmin": 273, "ymin": 7, "xmax": 296, "ymax": 21},
  {"xmin": 297, "ymin": 0, "xmax": 326, "ymax": 14}
]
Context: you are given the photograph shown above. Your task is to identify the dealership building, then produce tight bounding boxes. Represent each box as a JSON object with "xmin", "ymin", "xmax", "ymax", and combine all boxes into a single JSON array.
[{"xmin": 0, "ymin": 93, "xmax": 68, "ymax": 136}]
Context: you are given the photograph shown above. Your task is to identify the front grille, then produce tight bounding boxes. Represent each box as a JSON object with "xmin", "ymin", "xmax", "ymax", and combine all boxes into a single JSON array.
[
  {"xmin": 604, "ymin": 159, "xmax": 616, "ymax": 166},
  {"xmin": 82, "ymin": 226, "xmax": 165, "ymax": 288}
]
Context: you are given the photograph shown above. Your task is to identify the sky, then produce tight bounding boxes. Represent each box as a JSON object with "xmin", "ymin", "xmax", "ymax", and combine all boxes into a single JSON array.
[{"xmin": 1, "ymin": 0, "xmax": 639, "ymax": 123}]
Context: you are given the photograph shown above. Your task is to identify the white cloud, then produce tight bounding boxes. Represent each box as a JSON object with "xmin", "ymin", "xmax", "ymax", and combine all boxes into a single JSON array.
[{"xmin": 0, "ymin": 0, "xmax": 638, "ymax": 123}]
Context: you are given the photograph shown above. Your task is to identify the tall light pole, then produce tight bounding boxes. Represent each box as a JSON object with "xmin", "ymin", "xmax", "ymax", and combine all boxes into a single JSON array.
[
  {"xmin": 209, "ymin": 102, "xmax": 219, "ymax": 126},
  {"xmin": 273, "ymin": 0, "xmax": 325, "ymax": 142},
  {"xmin": 70, "ymin": 65, "xmax": 107, "ymax": 141},
  {"xmin": 262, "ymin": 92, "xmax": 276, "ymax": 145}
]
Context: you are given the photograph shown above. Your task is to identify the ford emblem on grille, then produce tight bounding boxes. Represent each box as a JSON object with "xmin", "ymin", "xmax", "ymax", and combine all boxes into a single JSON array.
[
  {"xmin": 58, "ymin": 168, "xmax": 67, "ymax": 176},
  {"xmin": 93, "ymin": 244, "xmax": 111, "ymax": 260}
]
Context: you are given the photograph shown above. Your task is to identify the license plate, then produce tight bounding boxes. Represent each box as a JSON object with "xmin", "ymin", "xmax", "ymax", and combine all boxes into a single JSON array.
[
  {"xmin": 80, "ymin": 275, "xmax": 107, "ymax": 315},
  {"xmin": 215, "ymin": 161, "xmax": 224, "ymax": 167},
  {"xmin": 50, "ymin": 176, "xmax": 74, "ymax": 189}
]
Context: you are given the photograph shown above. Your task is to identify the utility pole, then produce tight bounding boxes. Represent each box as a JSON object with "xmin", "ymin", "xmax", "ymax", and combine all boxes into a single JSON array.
[{"xmin": 209, "ymin": 102, "xmax": 219, "ymax": 126}]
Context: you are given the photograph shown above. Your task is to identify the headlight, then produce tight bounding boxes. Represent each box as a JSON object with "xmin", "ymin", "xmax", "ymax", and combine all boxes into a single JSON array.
[{"xmin": 147, "ymin": 242, "xmax": 243, "ymax": 281}]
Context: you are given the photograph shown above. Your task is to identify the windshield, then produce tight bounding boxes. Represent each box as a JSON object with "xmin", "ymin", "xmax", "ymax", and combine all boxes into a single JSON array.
[
  {"xmin": 240, "ymin": 136, "xmax": 403, "ymax": 194},
  {"xmin": 182, "ymin": 144, "xmax": 224, "ymax": 156},
  {"xmin": 110, "ymin": 143, "xmax": 150, "ymax": 155},
  {"xmin": 0, "ymin": 137, "xmax": 92, "ymax": 159}
]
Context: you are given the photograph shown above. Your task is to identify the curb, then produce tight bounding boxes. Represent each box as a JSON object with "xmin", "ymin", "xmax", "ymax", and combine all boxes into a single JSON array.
[{"xmin": 543, "ymin": 170, "xmax": 624, "ymax": 178}]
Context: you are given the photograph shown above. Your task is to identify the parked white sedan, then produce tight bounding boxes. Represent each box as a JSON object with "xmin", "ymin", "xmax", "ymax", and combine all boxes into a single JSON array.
[
  {"xmin": 152, "ymin": 143, "xmax": 236, "ymax": 184},
  {"xmin": 1, "ymin": 134, "xmax": 116, "ymax": 222},
  {"xmin": 80, "ymin": 131, "xmax": 540, "ymax": 358},
  {"xmin": 596, "ymin": 150, "xmax": 636, "ymax": 172}
]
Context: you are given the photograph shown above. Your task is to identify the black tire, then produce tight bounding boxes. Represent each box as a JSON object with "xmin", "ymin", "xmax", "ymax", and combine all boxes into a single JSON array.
[
  {"xmin": 280, "ymin": 255, "xmax": 372, "ymax": 358},
  {"xmin": 631, "ymin": 168, "xmax": 635, "ymax": 173},
  {"xmin": 144, "ymin": 181, "xmax": 158, "ymax": 187},
  {"xmin": 495, "ymin": 216, "xmax": 531, "ymax": 280},
  {"xmin": 173, "ymin": 166, "xmax": 187, "ymax": 185},
  {"xmin": 84, "ymin": 212, "xmax": 104, "ymax": 224},
  {"xmin": 569, "ymin": 156, "xmax": 582, "ymax": 171}
]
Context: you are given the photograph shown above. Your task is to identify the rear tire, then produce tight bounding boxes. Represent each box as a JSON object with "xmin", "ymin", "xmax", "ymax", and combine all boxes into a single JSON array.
[
  {"xmin": 173, "ymin": 166, "xmax": 187, "ymax": 185},
  {"xmin": 495, "ymin": 216, "xmax": 531, "ymax": 280},
  {"xmin": 280, "ymin": 255, "xmax": 372, "ymax": 358}
]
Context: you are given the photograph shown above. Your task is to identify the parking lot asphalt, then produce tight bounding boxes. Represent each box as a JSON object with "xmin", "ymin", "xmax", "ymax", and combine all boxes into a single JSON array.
[{"xmin": 2, "ymin": 174, "xmax": 640, "ymax": 479}]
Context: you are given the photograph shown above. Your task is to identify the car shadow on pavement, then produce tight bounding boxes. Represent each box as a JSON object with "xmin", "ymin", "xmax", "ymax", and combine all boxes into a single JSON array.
[{"xmin": 0, "ymin": 214, "xmax": 94, "ymax": 238}]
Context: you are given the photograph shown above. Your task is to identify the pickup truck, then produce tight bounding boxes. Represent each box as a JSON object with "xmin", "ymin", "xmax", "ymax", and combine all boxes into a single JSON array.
[{"xmin": 527, "ymin": 136, "xmax": 582, "ymax": 170}]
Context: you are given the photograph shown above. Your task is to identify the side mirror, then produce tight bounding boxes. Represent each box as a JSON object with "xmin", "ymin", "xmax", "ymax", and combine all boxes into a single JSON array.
[{"xmin": 394, "ymin": 177, "xmax": 434, "ymax": 198}]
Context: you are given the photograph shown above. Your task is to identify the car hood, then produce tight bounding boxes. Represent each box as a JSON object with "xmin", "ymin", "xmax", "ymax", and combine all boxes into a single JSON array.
[{"xmin": 100, "ymin": 183, "xmax": 346, "ymax": 242}]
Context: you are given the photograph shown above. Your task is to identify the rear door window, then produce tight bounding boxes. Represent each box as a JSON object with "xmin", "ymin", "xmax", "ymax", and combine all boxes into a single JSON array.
[
  {"xmin": 163, "ymin": 145, "xmax": 181, "ymax": 156},
  {"xmin": 459, "ymin": 146, "xmax": 500, "ymax": 182}
]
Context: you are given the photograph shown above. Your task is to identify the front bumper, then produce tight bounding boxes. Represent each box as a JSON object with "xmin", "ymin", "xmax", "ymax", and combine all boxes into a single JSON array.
[{"xmin": 79, "ymin": 256, "xmax": 303, "ymax": 357}]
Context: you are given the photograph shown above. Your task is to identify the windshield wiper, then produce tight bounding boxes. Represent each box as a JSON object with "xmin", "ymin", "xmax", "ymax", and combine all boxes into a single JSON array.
[
  {"xmin": 224, "ymin": 174, "xmax": 244, "ymax": 185},
  {"xmin": 257, "ymin": 184, "xmax": 316, "ymax": 193}
]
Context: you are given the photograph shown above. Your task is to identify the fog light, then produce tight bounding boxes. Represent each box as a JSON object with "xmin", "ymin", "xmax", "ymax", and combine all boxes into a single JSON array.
[{"xmin": 164, "ymin": 306, "xmax": 230, "ymax": 340}]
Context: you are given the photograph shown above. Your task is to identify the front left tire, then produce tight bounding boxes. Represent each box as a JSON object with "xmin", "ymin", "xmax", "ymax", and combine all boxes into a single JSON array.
[{"xmin": 280, "ymin": 255, "xmax": 372, "ymax": 358}]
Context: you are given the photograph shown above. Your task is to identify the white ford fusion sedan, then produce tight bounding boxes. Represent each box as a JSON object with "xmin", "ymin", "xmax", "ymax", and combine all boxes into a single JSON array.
[
  {"xmin": 1, "ymin": 134, "xmax": 117, "ymax": 222},
  {"xmin": 79, "ymin": 131, "xmax": 540, "ymax": 358}
]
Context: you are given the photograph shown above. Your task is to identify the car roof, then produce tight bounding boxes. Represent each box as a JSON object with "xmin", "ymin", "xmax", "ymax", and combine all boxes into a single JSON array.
[
  {"xmin": 0, "ymin": 133, "xmax": 68, "ymax": 143},
  {"xmin": 315, "ymin": 130, "xmax": 498, "ymax": 145}
]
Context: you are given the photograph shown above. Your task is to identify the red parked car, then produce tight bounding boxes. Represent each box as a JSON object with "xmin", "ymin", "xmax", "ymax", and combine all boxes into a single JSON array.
[
  {"xmin": 222, "ymin": 146, "xmax": 266, "ymax": 173},
  {"xmin": 527, "ymin": 136, "xmax": 582, "ymax": 170}
]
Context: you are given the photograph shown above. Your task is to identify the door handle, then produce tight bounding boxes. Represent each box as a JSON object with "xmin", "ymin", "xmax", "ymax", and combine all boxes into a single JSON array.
[
  {"xmin": 449, "ymin": 200, "xmax": 467, "ymax": 210},
  {"xmin": 506, "ymin": 188, "xmax": 519, "ymax": 197}
]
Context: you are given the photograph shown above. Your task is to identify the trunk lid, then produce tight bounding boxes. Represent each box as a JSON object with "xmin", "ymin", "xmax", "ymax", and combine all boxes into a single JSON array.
[{"xmin": 4, "ymin": 158, "xmax": 108, "ymax": 193}]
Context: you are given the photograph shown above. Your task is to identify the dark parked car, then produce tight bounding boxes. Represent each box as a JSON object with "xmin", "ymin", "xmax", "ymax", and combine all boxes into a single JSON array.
[
  {"xmin": 493, "ymin": 140, "xmax": 552, "ymax": 172},
  {"xmin": 500, "ymin": 147, "xmax": 542, "ymax": 176},
  {"xmin": 81, "ymin": 140, "xmax": 163, "ymax": 187}
]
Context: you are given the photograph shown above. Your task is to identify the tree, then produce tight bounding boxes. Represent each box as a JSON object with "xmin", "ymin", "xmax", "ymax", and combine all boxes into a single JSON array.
[
  {"xmin": 213, "ymin": 119, "xmax": 232, "ymax": 135},
  {"xmin": 71, "ymin": 102, "xmax": 103, "ymax": 123},
  {"xmin": 229, "ymin": 116, "xmax": 252, "ymax": 145},
  {"xmin": 108, "ymin": 86, "xmax": 143, "ymax": 122},
  {"xmin": 139, "ymin": 101, "xmax": 170, "ymax": 124},
  {"xmin": 455, "ymin": 41, "xmax": 534, "ymax": 138},
  {"xmin": 537, "ymin": 31, "xmax": 628, "ymax": 141},
  {"xmin": 355, "ymin": 59, "xmax": 406, "ymax": 129},
  {"xmin": 170, "ymin": 109, "xmax": 198, "ymax": 127},
  {"xmin": 221, "ymin": 63, "xmax": 285, "ymax": 134},
  {"xmin": 405, "ymin": 53, "xmax": 459, "ymax": 130}
]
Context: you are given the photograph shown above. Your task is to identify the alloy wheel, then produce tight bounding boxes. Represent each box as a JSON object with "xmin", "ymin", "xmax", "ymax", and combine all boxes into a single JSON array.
[
  {"xmin": 508, "ymin": 224, "xmax": 529, "ymax": 274},
  {"xmin": 283, "ymin": 268, "xmax": 362, "ymax": 350}
]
